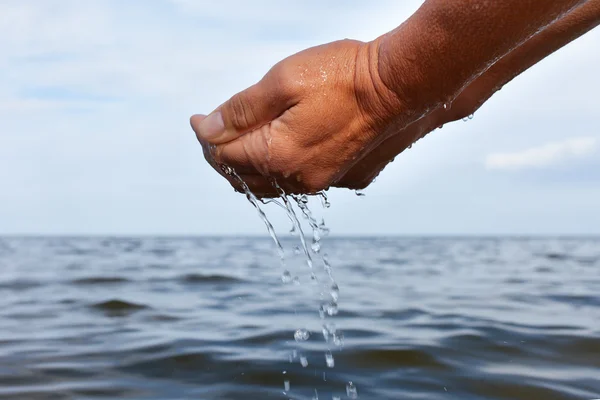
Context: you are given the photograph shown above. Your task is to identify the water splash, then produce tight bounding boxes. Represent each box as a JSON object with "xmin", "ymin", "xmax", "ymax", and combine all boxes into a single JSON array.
[
  {"xmin": 281, "ymin": 270, "xmax": 293, "ymax": 284},
  {"xmin": 294, "ymin": 329, "xmax": 310, "ymax": 342},
  {"xmin": 224, "ymin": 167, "xmax": 284, "ymax": 261},
  {"xmin": 226, "ymin": 170, "xmax": 349, "ymax": 397},
  {"xmin": 318, "ymin": 190, "xmax": 331, "ymax": 208},
  {"xmin": 346, "ymin": 382, "xmax": 358, "ymax": 398},
  {"xmin": 325, "ymin": 351, "xmax": 335, "ymax": 368},
  {"xmin": 330, "ymin": 282, "xmax": 340, "ymax": 302},
  {"xmin": 300, "ymin": 356, "xmax": 309, "ymax": 367},
  {"xmin": 346, "ymin": 382, "xmax": 358, "ymax": 399},
  {"xmin": 270, "ymin": 181, "xmax": 314, "ymax": 271}
]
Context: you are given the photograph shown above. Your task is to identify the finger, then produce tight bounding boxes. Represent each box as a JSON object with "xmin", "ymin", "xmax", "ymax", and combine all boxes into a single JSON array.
[
  {"xmin": 190, "ymin": 73, "xmax": 294, "ymax": 145},
  {"xmin": 213, "ymin": 128, "xmax": 272, "ymax": 176}
]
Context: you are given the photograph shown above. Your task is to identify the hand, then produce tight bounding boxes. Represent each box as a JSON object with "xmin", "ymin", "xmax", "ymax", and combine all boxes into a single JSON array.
[
  {"xmin": 334, "ymin": 80, "xmax": 484, "ymax": 189},
  {"xmin": 190, "ymin": 39, "xmax": 413, "ymax": 197}
]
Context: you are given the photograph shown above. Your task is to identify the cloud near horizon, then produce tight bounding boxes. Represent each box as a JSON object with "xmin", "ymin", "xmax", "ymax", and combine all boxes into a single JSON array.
[{"xmin": 485, "ymin": 137, "xmax": 598, "ymax": 170}]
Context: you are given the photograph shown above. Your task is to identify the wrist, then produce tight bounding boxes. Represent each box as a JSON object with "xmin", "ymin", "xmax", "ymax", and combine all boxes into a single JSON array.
[{"xmin": 375, "ymin": 14, "xmax": 457, "ymax": 116}]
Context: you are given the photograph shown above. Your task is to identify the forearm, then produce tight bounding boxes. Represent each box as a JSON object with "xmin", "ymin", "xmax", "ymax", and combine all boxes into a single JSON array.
[
  {"xmin": 337, "ymin": 0, "xmax": 599, "ymax": 188},
  {"xmin": 447, "ymin": 0, "xmax": 600, "ymax": 120},
  {"xmin": 376, "ymin": 0, "xmax": 587, "ymax": 117}
]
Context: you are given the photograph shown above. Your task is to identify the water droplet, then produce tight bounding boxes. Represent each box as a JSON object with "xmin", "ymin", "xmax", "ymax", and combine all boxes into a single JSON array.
[
  {"xmin": 318, "ymin": 191, "xmax": 331, "ymax": 208},
  {"xmin": 462, "ymin": 117, "xmax": 469, "ymax": 122},
  {"xmin": 330, "ymin": 283, "xmax": 340, "ymax": 302},
  {"xmin": 322, "ymin": 323, "xmax": 336, "ymax": 341},
  {"xmin": 346, "ymin": 382, "xmax": 358, "ymax": 398},
  {"xmin": 312, "ymin": 229, "xmax": 321, "ymax": 243},
  {"xmin": 311, "ymin": 272, "xmax": 318, "ymax": 282},
  {"xmin": 333, "ymin": 397, "xmax": 341, "ymax": 400},
  {"xmin": 333, "ymin": 331, "xmax": 344, "ymax": 347},
  {"xmin": 468, "ymin": 113, "xmax": 474, "ymax": 120},
  {"xmin": 323, "ymin": 372, "xmax": 327, "ymax": 381},
  {"xmin": 219, "ymin": 164, "xmax": 234, "ymax": 176},
  {"xmin": 284, "ymin": 380, "xmax": 290, "ymax": 392},
  {"xmin": 354, "ymin": 190, "xmax": 365, "ymax": 197},
  {"xmin": 325, "ymin": 302, "xmax": 338, "ymax": 316},
  {"xmin": 318, "ymin": 219, "xmax": 330, "ymax": 235},
  {"xmin": 323, "ymin": 255, "xmax": 332, "ymax": 276},
  {"xmin": 311, "ymin": 241, "xmax": 321, "ymax": 253},
  {"xmin": 312, "ymin": 389, "xmax": 319, "ymax": 400},
  {"xmin": 300, "ymin": 356, "xmax": 309, "ymax": 367},
  {"xmin": 281, "ymin": 270, "xmax": 292, "ymax": 283},
  {"xmin": 438, "ymin": 124, "xmax": 444, "ymax": 130},
  {"xmin": 294, "ymin": 329, "xmax": 310, "ymax": 342},
  {"xmin": 294, "ymin": 246, "xmax": 301, "ymax": 255},
  {"xmin": 293, "ymin": 276, "xmax": 300, "ymax": 285},
  {"xmin": 325, "ymin": 351, "xmax": 335, "ymax": 368}
]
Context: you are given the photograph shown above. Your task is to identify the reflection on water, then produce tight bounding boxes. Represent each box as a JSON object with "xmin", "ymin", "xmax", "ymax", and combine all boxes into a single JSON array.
[{"xmin": 0, "ymin": 236, "xmax": 599, "ymax": 399}]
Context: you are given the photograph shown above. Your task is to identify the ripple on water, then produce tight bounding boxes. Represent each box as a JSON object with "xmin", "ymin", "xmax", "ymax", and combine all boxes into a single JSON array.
[
  {"xmin": 71, "ymin": 277, "xmax": 131, "ymax": 285},
  {"xmin": 339, "ymin": 347, "xmax": 451, "ymax": 370},
  {"xmin": 89, "ymin": 299, "xmax": 149, "ymax": 316},
  {"xmin": 0, "ymin": 279, "xmax": 42, "ymax": 291},
  {"xmin": 178, "ymin": 273, "xmax": 244, "ymax": 284}
]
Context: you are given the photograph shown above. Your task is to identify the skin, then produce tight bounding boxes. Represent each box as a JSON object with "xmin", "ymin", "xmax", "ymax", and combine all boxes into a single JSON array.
[
  {"xmin": 338, "ymin": 0, "xmax": 600, "ymax": 189},
  {"xmin": 190, "ymin": 0, "xmax": 597, "ymax": 197}
]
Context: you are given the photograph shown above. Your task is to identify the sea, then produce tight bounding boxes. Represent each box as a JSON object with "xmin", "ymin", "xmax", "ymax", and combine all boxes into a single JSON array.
[{"xmin": 1, "ymin": 236, "xmax": 599, "ymax": 399}]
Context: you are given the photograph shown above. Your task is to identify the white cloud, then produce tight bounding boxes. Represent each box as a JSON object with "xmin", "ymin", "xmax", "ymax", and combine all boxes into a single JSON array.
[{"xmin": 485, "ymin": 137, "xmax": 598, "ymax": 170}]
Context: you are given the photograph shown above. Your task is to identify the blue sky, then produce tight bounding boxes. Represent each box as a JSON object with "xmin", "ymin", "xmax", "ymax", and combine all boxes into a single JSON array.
[{"xmin": 1, "ymin": 0, "xmax": 599, "ymax": 235}]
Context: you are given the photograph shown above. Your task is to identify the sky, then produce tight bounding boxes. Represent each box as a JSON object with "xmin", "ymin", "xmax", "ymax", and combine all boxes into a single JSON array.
[{"xmin": 1, "ymin": 0, "xmax": 599, "ymax": 236}]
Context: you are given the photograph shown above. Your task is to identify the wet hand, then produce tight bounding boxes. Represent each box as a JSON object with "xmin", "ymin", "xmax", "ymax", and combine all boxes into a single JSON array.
[{"xmin": 190, "ymin": 39, "xmax": 413, "ymax": 197}]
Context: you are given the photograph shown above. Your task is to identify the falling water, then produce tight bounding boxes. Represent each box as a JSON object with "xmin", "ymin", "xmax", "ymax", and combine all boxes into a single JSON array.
[{"xmin": 223, "ymin": 166, "xmax": 355, "ymax": 399}]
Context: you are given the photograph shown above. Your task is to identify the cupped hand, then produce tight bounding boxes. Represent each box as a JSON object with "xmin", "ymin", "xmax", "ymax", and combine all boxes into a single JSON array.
[{"xmin": 190, "ymin": 39, "xmax": 412, "ymax": 197}]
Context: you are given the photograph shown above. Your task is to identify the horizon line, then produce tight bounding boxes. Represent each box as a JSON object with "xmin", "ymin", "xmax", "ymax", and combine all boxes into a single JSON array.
[{"xmin": 1, "ymin": 233, "xmax": 599, "ymax": 239}]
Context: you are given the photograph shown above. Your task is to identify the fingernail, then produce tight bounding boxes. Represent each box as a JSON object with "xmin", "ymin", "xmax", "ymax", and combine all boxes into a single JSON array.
[{"xmin": 196, "ymin": 111, "xmax": 224, "ymax": 140}]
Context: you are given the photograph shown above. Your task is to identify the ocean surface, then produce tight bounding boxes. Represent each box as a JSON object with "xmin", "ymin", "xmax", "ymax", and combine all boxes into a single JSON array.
[{"xmin": 1, "ymin": 236, "xmax": 599, "ymax": 399}]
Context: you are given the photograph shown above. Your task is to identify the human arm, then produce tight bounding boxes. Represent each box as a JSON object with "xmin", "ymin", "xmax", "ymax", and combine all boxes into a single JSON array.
[
  {"xmin": 337, "ymin": 0, "xmax": 600, "ymax": 188},
  {"xmin": 191, "ymin": 0, "xmax": 593, "ymax": 196}
]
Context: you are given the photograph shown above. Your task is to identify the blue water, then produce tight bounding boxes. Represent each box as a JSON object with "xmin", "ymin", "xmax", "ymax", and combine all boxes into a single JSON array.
[{"xmin": 1, "ymin": 236, "xmax": 599, "ymax": 399}]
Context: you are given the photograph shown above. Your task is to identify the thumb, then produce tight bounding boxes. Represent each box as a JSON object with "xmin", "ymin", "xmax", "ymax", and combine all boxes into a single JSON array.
[{"xmin": 191, "ymin": 75, "xmax": 291, "ymax": 145}]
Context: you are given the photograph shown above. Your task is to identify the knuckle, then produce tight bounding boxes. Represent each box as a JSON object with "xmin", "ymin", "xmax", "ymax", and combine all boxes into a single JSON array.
[
  {"xmin": 271, "ymin": 62, "xmax": 302, "ymax": 97},
  {"xmin": 226, "ymin": 92, "xmax": 257, "ymax": 132}
]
